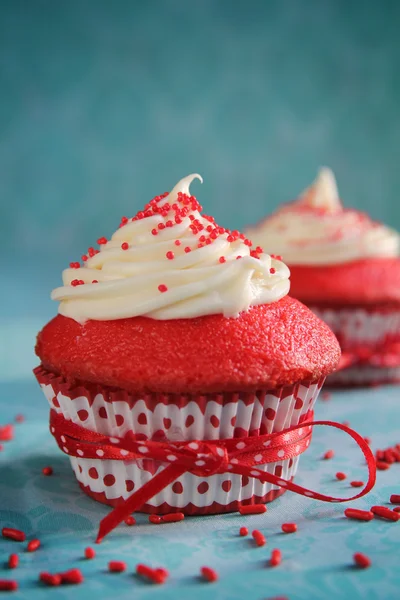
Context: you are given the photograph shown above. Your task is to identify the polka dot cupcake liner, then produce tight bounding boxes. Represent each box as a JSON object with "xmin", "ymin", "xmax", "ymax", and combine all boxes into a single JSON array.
[
  {"xmin": 34, "ymin": 367, "xmax": 324, "ymax": 514},
  {"xmin": 310, "ymin": 305, "xmax": 400, "ymax": 385}
]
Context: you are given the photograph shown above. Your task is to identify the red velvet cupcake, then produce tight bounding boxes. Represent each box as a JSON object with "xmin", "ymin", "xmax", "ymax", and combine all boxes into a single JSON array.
[
  {"xmin": 246, "ymin": 167, "xmax": 400, "ymax": 386},
  {"xmin": 35, "ymin": 174, "xmax": 340, "ymax": 515}
]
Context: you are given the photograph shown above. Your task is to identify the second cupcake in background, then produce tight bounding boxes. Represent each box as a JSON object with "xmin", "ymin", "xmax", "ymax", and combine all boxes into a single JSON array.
[{"xmin": 246, "ymin": 167, "xmax": 400, "ymax": 386}]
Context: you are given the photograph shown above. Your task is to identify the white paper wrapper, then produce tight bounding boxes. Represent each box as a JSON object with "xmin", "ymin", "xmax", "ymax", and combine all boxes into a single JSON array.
[{"xmin": 35, "ymin": 367, "xmax": 324, "ymax": 514}]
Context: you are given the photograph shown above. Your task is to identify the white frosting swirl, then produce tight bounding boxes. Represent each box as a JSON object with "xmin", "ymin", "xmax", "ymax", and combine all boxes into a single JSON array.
[
  {"xmin": 52, "ymin": 174, "xmax": 290, "ymax": 323},
  {"xmin": 246, "ymin": 167, "xmax": 400, "ymax": 266}
]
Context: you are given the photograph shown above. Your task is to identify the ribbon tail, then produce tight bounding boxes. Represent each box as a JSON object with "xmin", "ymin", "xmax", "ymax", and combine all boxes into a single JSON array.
[{"xmin": 96, "ymin": 464, "xmax": 187, "ymax": 543}]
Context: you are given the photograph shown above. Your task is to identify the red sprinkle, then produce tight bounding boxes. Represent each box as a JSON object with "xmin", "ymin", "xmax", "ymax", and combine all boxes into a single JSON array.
[
  {"xmin": 350, "ymin": 481, "xmax": 364, "ymax": 488},
  {"xmin": 344, "ymin": 508, "xmax": 374, "ymax": 522},
  {"xmin": 270, "ymin": 548, "xmax": 282, "ymax": 567},
  {"xmin": 281, "ymin": 523, "xmax": 297, "ymax": 534},
  {"xmin": 390, "ymin": 494, "xmax": 400, "ymax": 504},
  {"xmin": 174, "ymin": 240, "xmax": 181, "ymax": 246},
  {"xmin": 376, "ymin": 461, "xmax": 390, "ymax": 471},
  {"xmin": 336, "ymin": 472, "xmax": 347, "ymax": 480},
  {"xmin": 239, "ymin": 504, "xmax": 267, "ymax": 515},
  {"xmin": 200, "ymin": 566, "xmax": 219, "ymax": 582},
  {"xmin": 239, "ymin": 527, "xmax": 249, "ymax": 536},
  {"xmin": 370, "ymin": 505, "xmax": 400, "ymax": 521},
  {"xmin": 252, "ymin": 530, "xmax": 266, "ymax": 547},
  {"xmin": 269, "ymin": 267, "xmax": 276, "ymax": 274},
  {"xmin": 393, "ymin": 507, "xmax": 400, "ymax": 513},
  {"xmin": 0, "ymin": 425, "xmax": 14, "ymax": 442},
  {"xmin": 158, "ymin": 284, "xmax": 168, "ymax": 293},
  {"xmin": 0, "ymin": 580, "xmax": 18, "ymax": 591},
  {"xmin": 219, "ymin": 256, "xmax": 226, "ymax": 264},
  {"xmin": 85, "ymin": 547, "xmax": 96, "ymax": 559},
  {"xmin": 97, "ymin": 237, "xmax": 107, "ymax": 245},
  {"xmin": 124, "ymin": 516, "xmax": 136, "ymax": 526},
  {"xmin": 161, "ymin": 512, "xmax": 185, "ymax": 523},
  {"xmin": 149, "ymin": 515, "xmax": 162, "ymax": 524},
  {"xmin": 27, "ymin": 539, "xmax": 41, "ymax": 552},
  {"xmin": 136, "ymin": 564, "xmax": 166, "ymax": 584},
  {"xmin": 353, "ymin": 552, "xmax": 371, "ymax": 569},
  {"xmin": 323, "ymin": 450, "xmax": 335, "ymax": 460},
  {"xmin": 42, "ymin": 466, "xmax": 53, "ymax": 476},
  {"xmin": 60, "ymin": 568, "xmax": 84, "ymax": 584},
  {"xmin": 39, "ymin": 572, "xmax": 62, "ymax": 587},
  {"xmin": 154, "ymin": 568, "xmax": 169, "ymax": 583},
  {"xmin": 2, "ymin": 528, "xmax": 26, "ymax": 542},
  {"xmin": 7, "ymin": 554, "xmax": 18, "ymax": 569},
  {"xmin": 121, "ymin": 242, "xmax": 129, "ymax": 250},
  {"xmin": 166, "ymin": 251, "xmax": 174, "ymax": 260},
  {"xmin": 184, "ymin": 246, "xmax": 191, "ymax": 253},
  {"xmin": 108, "ymin": 561, "xmax": 127, "ymax": 573}
]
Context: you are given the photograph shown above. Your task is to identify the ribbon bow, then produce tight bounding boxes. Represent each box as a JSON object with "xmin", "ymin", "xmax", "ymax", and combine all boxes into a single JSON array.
[{"xmin": 49, "ymin": 410, "xmax": 376, "ymax": 543}]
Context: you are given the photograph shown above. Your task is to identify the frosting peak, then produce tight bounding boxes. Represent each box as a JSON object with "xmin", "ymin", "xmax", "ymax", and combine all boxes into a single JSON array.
[
  {"xmin": 52, "ymin": 174, "xmax": 290, "ymax": 323},
  {"xmin": 246, "ymin": 168, "xmax": 400, "ymax": 266},
  {"xmin": 300, "ymin": 167, "xmax": 342, "ymax": 214}
]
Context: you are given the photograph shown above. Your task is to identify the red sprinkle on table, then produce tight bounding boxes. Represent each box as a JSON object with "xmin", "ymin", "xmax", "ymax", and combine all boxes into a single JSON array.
[
  {"xmin": 7, "ymin": 554, "xmax": 18, "ymax": 569},
  {"xmin": 344, "ymin": 508, "xmax": 374, "ymax": 522},
  {"xmin": 136, "ymin": 564, "xmax": 166, "ymax": 584},
  {"xmin": 336, "ymin": 472, "xmax": 347, "ymax": 480},
  {"xmin": 353, "ymin": 553, "xmax": 371, "ymax": 569},
  {"xmin": 108, "ymin": 561, "xmax": 127, "ymax": 573},
  {"xmin": 2, "ymin": 528, "xmax": 26, "ymax": 542},
  {"xmin": 158, "ymin": 284, "xmax": 168, "ymax": 293},
  {"xmin": 370, "ymin": 506, "xmax": 400, "ymax": 522},
  {"xmin": 281, "ymin": 523, "xmax": 297, "ymax": 534},
  {"xmin": 42, "ymin": 466, "xmax": 53, "ymax": 476},
  {"xmin": 252, "ymin": 530, "xmax": 266, "ymax": 547},
  {"xmin": 239, "ymin": 527, "xmax": 249, "ymax": 536},
  {"xmin": 350, "ymin": 481, "xmax": 364, "ymax": 488},
  {"xmin": 39, "ymin": 573, "xmax": 62, "ymax": 587},
  {"xmin": 0, "ymin": 580, "xmax": 18, "ymax": 592},
  {"xmin": 323, "ymin": 450, "xmax": 334, "ymax": 460},
  {"xmin": 201, "ymin": 566, "xmax": 218, "ymax": 582},
  {"xmin": 60, "ymin": 568, "xmax": 84, "ymax": 584},
  {"xmin": 393, "ymin": 507, "xmax": 400, "ymax": 513},
  {"xmin": 162, "ymin": 512, "xmax": 185, "ymax": 523},
  {"xmin": 390, "ymin": 494, "xmax": 400, "ymax": 504},
  {"xmin": 124, "ymin": 516, "xmax": 136, "ymax": 526},
  {"xmin": 376, "ymin": 461, "xmax": 390, "ymax": 471},
  {"xmin": 149, "ymin": 515, "xmax": 162, "ymax": 524},
  {"xmin": 85, "ymin": 547, "xmax": 96, "ymax": 559},
  {"xmin": 0, "ymin": 424, "xmax": 14, "ymax": 442},
  {"xmin": 270, "ymin": 548, "xmax": 282, "ymax": 567},
  {"xmin": 27, "ymin": 539, "xmax": 41, "ymax": 552},
  {"xmin": 239, "ymin": 504, "xmax": 267, "ymax": 515}
]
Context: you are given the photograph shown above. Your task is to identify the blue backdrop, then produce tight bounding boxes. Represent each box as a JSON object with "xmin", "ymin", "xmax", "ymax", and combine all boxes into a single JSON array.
[{"xmin": 1, "ymin": 0, "xmax": 400, "ymax": 374}]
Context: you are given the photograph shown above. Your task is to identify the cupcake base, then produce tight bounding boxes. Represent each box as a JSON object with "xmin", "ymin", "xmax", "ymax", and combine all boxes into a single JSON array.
[{"xmin": 35, "ymin": 366, "xmax": 323, "ymax": 514}]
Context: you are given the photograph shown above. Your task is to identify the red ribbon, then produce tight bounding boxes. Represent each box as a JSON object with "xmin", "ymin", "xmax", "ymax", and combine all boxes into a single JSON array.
[{"xmin": 49, "ymin": 410, "xmax": 376, "ymax": 543}]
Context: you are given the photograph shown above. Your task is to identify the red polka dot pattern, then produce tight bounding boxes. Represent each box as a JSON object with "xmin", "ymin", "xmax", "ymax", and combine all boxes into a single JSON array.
[
  {"xmin": 137, "ymin": 413, "xmax": 147, "ymax": 425},
  {"xmin": 99, "ymin": 407, "xmax": 107, "ymax": 419},
  {"xmin": 265, "ymin": 408, "xmax": 276, "ymax": 420},
  {"xmin": 172, "ymin": 482, "xmax": 183, "ymax": 494},
  {"xmin": 242, "ymin": 476, "xmax": 250, "ymax": 487},
  {"xmin": 125, "ymin": 480, "xmax": 135, "ymax": 492},
  {"xmin": 210, "ymin": 415, "xmax": 220, "ymax": 428},
  {"xmin": 222, "ymin": 480, "xmax": 232, "ymax": 493},
  {"xmin": 295, "ymin": 397, "xmax": 303, "ymax": 410},
  {"xmin": 77, "ymin": 409, "xmax": 89, "ymax": 421},
  {"xmin": 103, "ymin": 474, "xmax": 116, "ymax": 487},
  {"xmin": 274, "ymin": 465, "xmax": 283, "ymax": 477},
  {"xmin": 52, "ymin": 397, "xmax": 60, "ymax": 408},
  {"xmin": 115, "ymin": 415, "xmax": 124, "ymax": 427},
  {"xmin": 88, "ymin": 467, "xmax": 99, "ymax": 479},
  {"xmin": 197, "ymin": 482, "xmax": 209, "ymax": 494},
  {"xmin": 185, "ymin": 415, "xmax": 194, "ymax": 428},
  {"xmin": 163, "ymin": 418, "xmax": 171, "ymax": 430}
]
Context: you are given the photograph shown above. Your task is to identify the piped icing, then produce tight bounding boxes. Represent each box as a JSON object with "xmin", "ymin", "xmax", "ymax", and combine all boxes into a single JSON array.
[
  {"xmin": 52, "ymin": 174, "xmax": 290, "ymax": 323},
  {"xmin": 246, "ymin": 167, "xmax": 400, "ymax": 266}
]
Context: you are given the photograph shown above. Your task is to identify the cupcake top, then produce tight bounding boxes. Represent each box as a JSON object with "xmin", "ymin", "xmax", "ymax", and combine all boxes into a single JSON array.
[
  {"xmin": 246, "ymin": 167, "xmax": 400, "ymax": 266},
  {"xmin": 52, "ymin": 174, "xmax": 290, "ymax": 323}
]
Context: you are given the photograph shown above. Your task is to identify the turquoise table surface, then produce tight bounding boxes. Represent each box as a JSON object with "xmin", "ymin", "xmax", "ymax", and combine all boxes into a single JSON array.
[{"xmin": 1, "ymin": 377, "xmax": 400, "ymax": 600}]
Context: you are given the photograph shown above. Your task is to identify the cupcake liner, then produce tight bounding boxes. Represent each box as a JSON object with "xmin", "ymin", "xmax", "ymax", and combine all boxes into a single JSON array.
[
  {"xmin": 34, "ymin": 366, "xmax": 324, "ymax": 514},
  {"xmin": 311, "ymin": 305, "xmax": 400, "ymax": 352}
]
